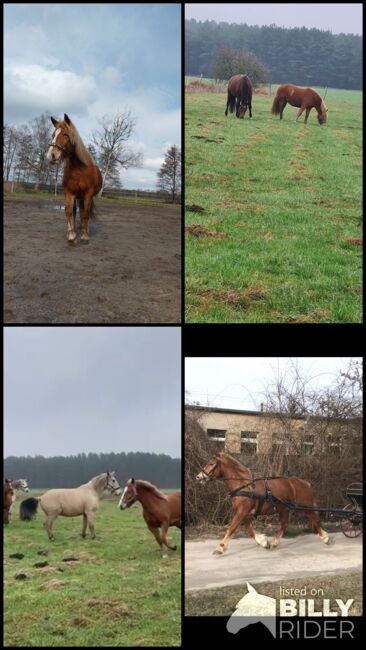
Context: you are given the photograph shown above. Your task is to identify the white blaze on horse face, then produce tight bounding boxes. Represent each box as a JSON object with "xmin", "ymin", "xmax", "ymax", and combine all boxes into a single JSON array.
[
  {"xmin": 46, "ymin": 128, "xmax": 62, "ymax": 163},
  {"xmin": 118, "ymin": 487, "xmax": 128, "ymax": 509},
  {"xmin": 196, "ymin": 471, "xmax": 209, "ymax": 483}
]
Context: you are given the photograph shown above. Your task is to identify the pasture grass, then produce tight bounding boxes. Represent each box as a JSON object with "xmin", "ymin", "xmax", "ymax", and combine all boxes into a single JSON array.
[
  {"xmin": 4, "ymin": 491, "xmax": 181, "ymax": 646},
  {"xmin": 185, "ymin": 85, "xmax": 362, "ymax": 323}
]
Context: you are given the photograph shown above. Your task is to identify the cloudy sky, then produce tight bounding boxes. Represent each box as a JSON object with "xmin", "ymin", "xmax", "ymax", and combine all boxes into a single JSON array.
[
  {"xmin": 185, "ymin": 3, "xmax": 362, "ymax": 35},
  {"xmin": 4, "ymin": 327, "xmax": 181, "ymax": 458},
  {"xmin": 185, "ymin": 357, "xmax": 361, "ymax": 410},
  {"xmin": 4, "ymin": 3, "xmax": 181, "ymax": 189}
]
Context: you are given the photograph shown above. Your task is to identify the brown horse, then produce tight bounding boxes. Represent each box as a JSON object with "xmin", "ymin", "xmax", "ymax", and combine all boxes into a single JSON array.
[
  {"xmin": 119, "ymin": 479, "xmax": 181, "ymax": 558},
  {"xmin": 225, "ymin": 74, "xmax": 253, "ymax": 119},
  {"xmin": 4, "ymin": 480, "xmax": 15, "ymax": 524},
  {"xmin": 271, "ymin": 84, "xmax": 328, "ymax": 124},
  {"xmin": 46, "ymin": 114, "xmax": 102, "ymax": 245},
  {"xmin": 196, "ymin": 451, "xmax": 329, "ymax": 554}
]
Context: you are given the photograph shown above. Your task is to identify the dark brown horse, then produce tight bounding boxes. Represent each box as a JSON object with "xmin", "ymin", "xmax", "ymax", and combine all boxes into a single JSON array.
[
  {"xmin": 225, "ymin": 74, "xmax": 253, "ymax": 119},
  {"xmin": 4, "ymin": 479, "xmax": 15, "ymax": 524},
  {"xmin": 46, "ymin": 114, "xmax": 102, "ymax": 245},
  {"xmin": 119, "ymin": 479, "xmax": 181, "ymax": 558},
  {"xmin": 196, "ymin": 451, "xmax": 329, "ymax": 554},
  {"xmin": 271, "ymin": 84, "xmax": 328, "ymax": 124}
]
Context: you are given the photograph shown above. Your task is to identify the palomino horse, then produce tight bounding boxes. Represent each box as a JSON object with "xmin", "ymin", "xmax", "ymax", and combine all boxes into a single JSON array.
[
  {"xmin": 4, "ymin": 480, "xmax": 15, "ymax": 524},
  {"xmin": 225, "ymin": 74, "xmax": 253, "ymax": 119},
  {"xmin": 119, "ymin": 479, "xmax": 181, "ymax": 558},
  {"xmin": 20, "ymin": 472, "xmax": 121, "ymax": 540},
  {"xmin": 46, "ymin": 114, "xmax": 102, "ymax": 245},
  {"xmin": 196, "ymin": 451, "xmax": 329, "ymax": 554},
  {"xmin": 271, "ymin": 84, "xmax": 328, "ymax": 124}
]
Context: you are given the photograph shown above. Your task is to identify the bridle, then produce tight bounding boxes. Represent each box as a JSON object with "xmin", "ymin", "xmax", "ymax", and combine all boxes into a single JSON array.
[
  {"xmin": 48, "ymin": 141, "xmax": 68, "ymax": 154},
  {"xmin": 105, "ymin": 474, "xmax": 121, "ymax": 494}
]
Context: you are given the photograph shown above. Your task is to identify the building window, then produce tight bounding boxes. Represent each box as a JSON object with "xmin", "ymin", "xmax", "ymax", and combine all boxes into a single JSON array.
[
  {"xmin": 272, "ymin": 433, "xmax": 291, "ymax": 455},
  {"xmin": 207, "ymin": 429, "xmax": 226, "ymax": 442},
  {"xmin": 241, "ymin": 431, "xmax": 258, "ymax": 454},
  {"xmin": 302, "ymin": 437, "xmax": 314, "ymax": 455}
]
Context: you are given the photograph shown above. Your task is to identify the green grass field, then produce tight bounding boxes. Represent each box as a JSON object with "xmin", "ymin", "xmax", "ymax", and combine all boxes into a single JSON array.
[
  {"xmin": 185, "ymin": 82, "xmax": 362, "ymax": 323},
  {"xmin": 4, "ymin": 491, "xmax": 181, "ymax": 647}
]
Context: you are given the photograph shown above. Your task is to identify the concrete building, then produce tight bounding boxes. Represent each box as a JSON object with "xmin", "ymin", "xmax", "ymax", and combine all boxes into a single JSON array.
[{"xmin": 185, "ymin": 405, "xmax": 360, "ymax": 456}]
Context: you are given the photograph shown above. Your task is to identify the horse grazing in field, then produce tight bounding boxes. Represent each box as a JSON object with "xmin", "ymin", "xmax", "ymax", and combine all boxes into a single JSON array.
[
  {"xmin": 4, "ymin": 480, "xmax": 15, "ymax": 524},
  {"xmin": 225, "ymin": 74, "xmax": 253, "ymax": 119},
  {"xmin": 196, "ymin": 451, "xmax": 329, "ymax": 554},
  {"xmin": 19, "ymin": 472, "xmax": 121, "ymax": 540},
  {"xmin": 119, "ymin": 478, "xmax": 181, "ymax": 558},
  {"xmin": 46, "ymin": 114, "xmax": 102, "ymax": 245},
  {"xmin": 271, "ymin": 84, "xmax": 328, "ymax": 124}
]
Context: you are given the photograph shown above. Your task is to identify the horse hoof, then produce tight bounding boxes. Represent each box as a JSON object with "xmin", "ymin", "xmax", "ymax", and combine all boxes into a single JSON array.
[
  {"xmin": 171, "ymin": 545, "xmax": 177, "ymax": 551},
  {"xmin": 213, "ymin": 547, "xmax": 224, "ymax": 555},
  {"xmin": 68, "ymin": 239, "xmax": 77, "ymax": 246}
]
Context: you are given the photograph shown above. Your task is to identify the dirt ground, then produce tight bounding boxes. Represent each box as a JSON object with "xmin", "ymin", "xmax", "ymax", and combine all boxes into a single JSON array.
[
  {"xmin": 4, "ymin": 198, "xmax": 181, "ymax": 323},
  {"xmin": 185, "ymin": 533, "xmax": 362, "ymax": 592}
]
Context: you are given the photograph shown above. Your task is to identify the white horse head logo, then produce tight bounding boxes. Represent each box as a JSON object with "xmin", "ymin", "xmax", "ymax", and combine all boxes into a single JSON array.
[{"xmin": 227, "ymin": 582, "xmax": 276, "ymax": 637}]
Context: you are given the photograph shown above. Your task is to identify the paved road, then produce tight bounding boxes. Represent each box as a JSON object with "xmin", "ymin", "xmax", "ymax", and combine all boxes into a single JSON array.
[{"xmin": 185, "ymin": 533, "xmax": 362, "ymax": 592}]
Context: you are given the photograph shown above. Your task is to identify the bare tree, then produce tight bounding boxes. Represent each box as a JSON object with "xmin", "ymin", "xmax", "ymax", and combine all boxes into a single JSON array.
[
  {"xmin": 157, "ymin": 145, "xmax": 181, "ymax": 202},
  {"xmin": 3, "ymin": 125, "xmax": 20, "ymax": 181},
  {"xmin": 92, "ymin": 112, "xmax": 143, "ymax": 196}
]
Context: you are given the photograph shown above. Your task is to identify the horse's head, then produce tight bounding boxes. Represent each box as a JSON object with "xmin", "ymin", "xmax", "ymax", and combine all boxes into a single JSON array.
[
  {"xmin": 118, "ymin": 478, "xmax": 138, "ymax": 509},
  {"xmin": 318, "ymin": 101, "xmax": 328, "ymax": 125},
  {"xmin": 238, "ymin": 101, "xmax": 248, "ymax": 119},
  {"xmin": 46, "ymin": 114, "xmax": 73, "ymax": 164},
  {"xmin": 196, "ymin": 452, "xmax": 224, "ymax": 483},
  {"xmin": 105, "ymin": 471, "xmax": 122, "ymax": 496},
  {"xmin": 19, "ymin": 479, "xmax": 29, "ymax": 493}
]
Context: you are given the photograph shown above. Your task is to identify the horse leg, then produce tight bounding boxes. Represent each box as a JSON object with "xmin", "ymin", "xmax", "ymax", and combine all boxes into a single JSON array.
[
  {"xmin": 305, "ymin": 511, "xmax": 329, "ymax": 544},
  {"xmin": 249, "ymin": 100, "xmax": 252, "ymax": 118},
  {"xmin": 295, "ymin": 106, "xmax": 306, "ymax": 122},
  {"xmin": 81, "ymin": 513, "xmax": 88, "ymax": 538},
  {"xmin": 160, "ymin": 522, "xmax": 177, "ymax": 552},
  {"xmin": 279, "ymin": 100, "xmax": 287, "ymax": 119},
  {"xmin": 304, "ymin": 108, "xmax": 311, "ymax": 124},
  {"xmin": 245, "ymin": 518, "xmax": 270, "ymax": 549},
  {"xmin": 4, "ymin": 508, "xmax": 9, "ymax": 524},
  {"xmin": 65, "ymin": 193, "xmax": 77, "ymax": 244},
  {"xmin": 44, "ymin": 514, "xmax": 57, "ymax": 540},
  {"xmin": 213, "ymin": 507, "xmax": 246, "ymax": 555},
  {"xmin": 87, "ymin": 512, "xmax": 96, "ymax": 539},
  {"xmin": 147, "ymin": 525, "xmax": 168, "ymax": 558},
  {"xmin": 80, "ymin": 195, "xmax": 92, "ymax": 243},
  {"xmin": 270, "ymin": 508, "xmax": 289, "ymax": 548},
  {"xmin": 225, "ymin": 93, "xmax": 230, "ymax": 116},
  {"xmin": 235, "ymin": 99, "xmax": 240, "ymax": 118}
]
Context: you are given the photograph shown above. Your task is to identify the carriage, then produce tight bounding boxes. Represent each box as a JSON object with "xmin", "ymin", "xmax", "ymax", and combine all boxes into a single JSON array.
[{"xmin": 338, "ymin": 482, "xmax": 363, "ymax": 538}]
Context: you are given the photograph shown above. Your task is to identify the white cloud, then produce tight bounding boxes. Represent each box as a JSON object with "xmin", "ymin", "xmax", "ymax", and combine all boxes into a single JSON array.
[
  {"xmin": 5, "ymin": 64, "xmax": 98, "ymax": 120},
  {"xmin": 143, "ymin": 157, "xmax": 164, "ymax": 171},
  {"xmin": 101, "ymin": 66, "xmax": 123, "ymax": 88}
]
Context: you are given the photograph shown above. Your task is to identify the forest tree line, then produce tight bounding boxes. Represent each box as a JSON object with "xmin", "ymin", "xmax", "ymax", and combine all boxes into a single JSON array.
[
  {"xmin": 186, "ymin": 19, "xmax": 362, "ymax": 89},
  {"xmin": 4, "ymin": 451, "xmax": 181, "ymax": 489}
]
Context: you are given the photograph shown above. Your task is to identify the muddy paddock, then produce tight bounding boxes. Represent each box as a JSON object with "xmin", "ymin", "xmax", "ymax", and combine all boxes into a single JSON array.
[{"xmin": 4, "ymin": 197, "xmax": 181, "ymax": 323}]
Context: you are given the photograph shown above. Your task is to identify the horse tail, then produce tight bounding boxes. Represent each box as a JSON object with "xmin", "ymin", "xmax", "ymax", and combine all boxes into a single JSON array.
[
  {"xmin": 271, "ymin": 95, "xmax": 281, "ymax": 115},
  {"xmin": 90, "ymin": 197, "xmax": 97, "ymax": 220},
  {"xmin": 20, "ymin": 497, "xmax": 40, "ymax": 521},
  {"xmin": 228, "ymin": 94, "xmax": 236, "ymax": 114}
]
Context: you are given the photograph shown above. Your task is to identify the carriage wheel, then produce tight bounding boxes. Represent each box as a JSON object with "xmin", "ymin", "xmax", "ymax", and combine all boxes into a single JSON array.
[{"xmin": 340, "ymin": 504, "xmax": 363, "ymax": 538}]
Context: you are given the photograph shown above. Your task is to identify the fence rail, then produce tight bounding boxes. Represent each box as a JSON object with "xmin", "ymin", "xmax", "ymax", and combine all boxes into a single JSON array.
[{"xmin": 4, "ymin": 181, "xmax": 180, "ymax": 202}]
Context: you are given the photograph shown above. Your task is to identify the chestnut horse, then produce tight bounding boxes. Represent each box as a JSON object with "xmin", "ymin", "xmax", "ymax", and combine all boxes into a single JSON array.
[
  {"xmin": 225, "ymin": 74, "xmax": 253, "ymax": 119},
  {"xmin": 46, "ymin": 114, "xmax": 102, "ymax": 245},
  {"xmin": 196, "ymin": 451, "xmax": 329, "ymax": 554},
  {"xmin": 4, "ymin": 480, "xmax": 15, "ymax": 524},
  {"xmin": 119, "ymin": 479, "xmax": 181, "ymax": 558},
  {"xmin": 271, "ymin": 84, "xmax": 328, "ymax": 124}
]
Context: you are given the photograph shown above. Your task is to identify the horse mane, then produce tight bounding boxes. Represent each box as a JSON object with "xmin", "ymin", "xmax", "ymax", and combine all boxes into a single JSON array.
[
  {"xmin": 218, "ymin": 453, "xmax": 252, "ymax": 478},
  {"xmin": 320, "ymin": 100, "xmax": 328, "ymax": 122},
  {"xmin": 63, "ymin": 118, "xmax": 95, "ymax": 166},
  {"xmin": 135, "ymin": 480, "xmax": 168, "ymax": 501}
]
